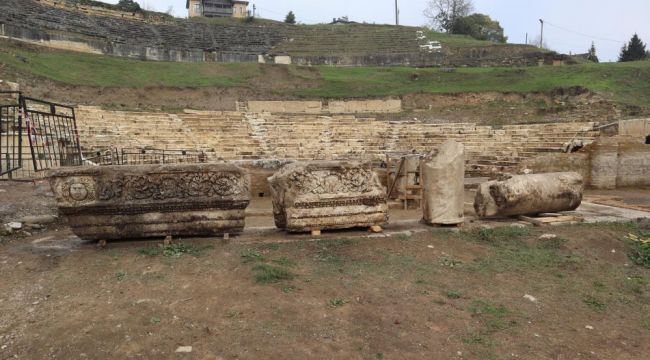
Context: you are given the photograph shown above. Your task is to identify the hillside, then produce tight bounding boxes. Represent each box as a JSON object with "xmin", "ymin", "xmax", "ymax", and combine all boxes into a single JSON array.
[
  {"xmin": 0, "ymin": 0, "xmax": 544, "ymax": 67},
  {"xmin": 1, "ymin": 38, "xmax": 649, "ymax": 112}
]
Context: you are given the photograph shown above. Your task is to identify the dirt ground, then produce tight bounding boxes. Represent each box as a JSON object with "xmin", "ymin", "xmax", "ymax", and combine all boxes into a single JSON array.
[{"xmin": 1, "ymin": 181, "xmax": 649, "ymax": 359}]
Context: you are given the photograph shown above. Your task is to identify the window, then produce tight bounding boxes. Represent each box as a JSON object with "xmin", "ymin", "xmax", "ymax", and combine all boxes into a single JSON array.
[
  {"xmin": 193, "ymin": 3, "xmax": 201, "ymax": 14},
  {"xmin": 645, "ymin": 135, "xmax": 650, "ymax": 144}
]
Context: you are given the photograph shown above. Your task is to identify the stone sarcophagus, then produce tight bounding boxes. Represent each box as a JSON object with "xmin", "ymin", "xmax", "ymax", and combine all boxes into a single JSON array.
[
  {"xmin": 269, "ymin": 162, "xmax": 388, "ymax": 232},
  {"xmin": 49, "ymin": 164, "xmax": 250, "ymax": 240}
]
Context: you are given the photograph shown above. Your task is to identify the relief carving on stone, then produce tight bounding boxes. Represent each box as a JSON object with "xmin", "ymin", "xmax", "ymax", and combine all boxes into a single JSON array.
[
  {"xmin": 57, "ymin": 176, "xmax": 97, "ymax": 205},
  {"xmin": 96, "ymin": 172, "xmax": 247, "ymax": 201},
  {"xmin": 289, "ymin": 168, "xmax": 374, "ymax": 195}
]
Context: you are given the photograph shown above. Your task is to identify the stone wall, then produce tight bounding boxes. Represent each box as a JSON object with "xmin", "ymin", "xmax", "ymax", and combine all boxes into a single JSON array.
[
  {"xmin": 520, "ymin": 133, "xmax": 650, "ymax": 189},
  {"xmin": 241, "ymin": 100, "xmax": 402, "ymax": 114},
  {"xmin": 73, "ymin": 106, "xmax": 599, "ymax": 174}
]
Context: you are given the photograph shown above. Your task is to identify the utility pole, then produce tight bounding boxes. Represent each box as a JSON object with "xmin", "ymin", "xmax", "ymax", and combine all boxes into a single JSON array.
[
  {"xmin": 539, "ymin": 19, "xmax": 544, "ymax": 48},
  {"xmin": 395, "ymin": 0, "xmax": 399, "ymax": 26},
  {"xmin": 525, "ymin": 33, "xmax": 528, "ymax": 45}
]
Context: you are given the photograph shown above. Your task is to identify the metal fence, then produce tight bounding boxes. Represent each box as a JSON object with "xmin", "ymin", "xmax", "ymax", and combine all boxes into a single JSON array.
[
  {"xmin": 0, "ymin": 91, "xmax": 23, "ymax": 177},
  {"xmin": 85, "ymin": 148, "xmax": 207, "ymax": 166},
  {"xmin": 23, "ymin": 96, "xmax": 83, "ymax": 172}
]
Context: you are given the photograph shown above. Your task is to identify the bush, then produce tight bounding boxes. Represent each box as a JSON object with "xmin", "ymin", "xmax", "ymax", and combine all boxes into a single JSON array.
[{"xmin": 626, "ymin": 232, "xmax": 650, "ymax": 268}]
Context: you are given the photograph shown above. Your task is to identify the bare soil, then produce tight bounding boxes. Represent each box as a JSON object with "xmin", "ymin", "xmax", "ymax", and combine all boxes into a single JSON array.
[{"xmin": 1, "ymin": 182, "xmax": 649, "ymax": 359}]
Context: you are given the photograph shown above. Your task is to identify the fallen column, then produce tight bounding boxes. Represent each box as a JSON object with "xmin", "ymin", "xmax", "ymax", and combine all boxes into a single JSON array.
[
  {"xmin": 269, "ymin": 161, "xmax": 388, "ymax": 233},
  {"xmin": 422, "ymin": 140, "xmax": 465, "ymax": 225},
  {"xmin": 49, "ymin": 164, "xmax": 250, "ymax": 240},
  {"xmin": 474, "ymin": 172, "xmax": 583, "ymax": 218}
]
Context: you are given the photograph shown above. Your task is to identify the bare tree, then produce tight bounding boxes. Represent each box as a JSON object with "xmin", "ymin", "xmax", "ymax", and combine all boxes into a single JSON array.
[
  {"xmin": 423, "ymin": 0, "xmax": 474, "ymax": 32},
  {"xmin": 528, "ymin": 35, "xmax": 549, "ymax": 50}
]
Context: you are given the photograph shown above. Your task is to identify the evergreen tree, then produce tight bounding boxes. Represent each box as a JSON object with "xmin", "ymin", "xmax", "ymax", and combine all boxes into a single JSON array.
[
  {"xmin": 587, "ymin": 42, "xmax": 599, "ymax": 63},
  {"xmin": 619, "ymin": 34, "xmax": 648, "ymax": 62},
  {"xmin": 284, "ymin": 11, "xmax": 296, "ymax": 24}
]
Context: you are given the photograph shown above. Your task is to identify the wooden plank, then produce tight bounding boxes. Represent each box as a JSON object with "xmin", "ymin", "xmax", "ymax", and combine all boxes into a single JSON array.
[{"xmin": 518, "ymin": 215, "xmax": 584, "ymax": 227}]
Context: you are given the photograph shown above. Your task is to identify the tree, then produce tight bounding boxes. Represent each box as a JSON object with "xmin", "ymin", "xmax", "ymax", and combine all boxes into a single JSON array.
[
  {"xmin": 587, "ymin": 42, "xmax": 599, "ymax": 63},
  {"xmin": 117, "ymin": 0, "xmax": 141, "ymax": 13},
  {"xmin": 529, "ymin": 35, "xmax": 548, "ymax": 50},
  {"xmin": 284, "ymin": 11, "xmax": 296, "ymax": 24},
  {"xmin": 423, "ymin": 0, "xmax": 474, "ymax": 33},
  {"xmin": 450, "ymin": 13, "xmax": 507, "ymax": 43},
  {"xmin": 619, "ymin": 34, "xmax": 648, "ymax": 62}
]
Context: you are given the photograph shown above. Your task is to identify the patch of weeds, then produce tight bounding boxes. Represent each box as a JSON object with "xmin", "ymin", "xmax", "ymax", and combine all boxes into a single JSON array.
[
  {"xmin": 328, "ymin": 298, "xmax": 348, "ymax": 308},
  {"xmin": 469, "ymin": 300, "xmax": 516, "ymax": 333},
  {"xmin": 625, "ymin": 276, "xmax": 648, "ymax": 295},
  {"xmin": 537, "ymin": 237, "xmax": 568, "ymax": 250},
  {"xmin": 240, "ymin": 249, "xmax": 265, "ymax": 263},
  {"xmin": 398, "ymin": 233, "xmax": 412, "ymax": 241},
  {"xmin": 272, "ymin": 257, "xmax": 296, "ymax": 267},
  {"xmin": 414, "ymin": 279, "xmax": 429, "ymax": 285},
  {"xmin": 281, "ymin": 285, "xmax": 296, "ymax": 294},
  {"xmin": 252, "ymin": 264, "xmax": 294, "ymax": 284},
  {"xmin": 461, "ymin": 226, "xmax": 530, "ymax": 244},
  {"xmin": 138, "ymin": 243, "xmax": 214, "ymax": 258},
  {"xmin": 462, "ymin": 333, "xmax": 493, "ymax": 346},
  {"xmin": 116, "ymin": 271, "xmax": 127, "ymax": 281},
  {"xmin": 593, "ymin": 281, "xmax": 606, "ymax": 290},
  {"xmin": 474, "ymin": 244, "xmax": 565, "ymax": 272},
  {"xmin": 439, "ymin": 256, "xmax": 463, "ymax": 268},
  {"xmin": 150, "ymin": 316, "xmax": 161, "ymax": 325},
  {"xmin": 258, "ymin": 243, "xmax": 280, "ymax": 251},
  {"xmin": 226, "ymin": 310, "xmax": 241, "ymax": 318},
  {"xmin": 626, "ymin": 232, "xmax": 650, "ymax": 268},
  {"xmin": 446, "ymin": 290, "xmax": 462, "ymax": 299},
  {"xmin": 419, "ymin": 290, "xmax": 431, "ymax": 295},
  {"xmin": 583, "ymin": 295, "xmax": 607, "ymax": 312}
]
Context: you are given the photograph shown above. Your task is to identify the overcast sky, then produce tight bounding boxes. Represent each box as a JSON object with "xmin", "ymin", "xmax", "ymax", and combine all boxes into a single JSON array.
[{"xmin": 106, "ymin": 0, "xmax": 650, "ymax": 62}]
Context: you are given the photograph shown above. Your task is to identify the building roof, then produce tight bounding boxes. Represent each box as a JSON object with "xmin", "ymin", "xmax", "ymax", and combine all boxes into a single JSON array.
[{"xmin": 186, "ymin": 0, "xmax": 249, "ymax": 8}]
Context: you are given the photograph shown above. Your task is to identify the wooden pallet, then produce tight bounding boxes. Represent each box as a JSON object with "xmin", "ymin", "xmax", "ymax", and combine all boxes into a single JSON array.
[{"xmin": 518, "ymin": 213, "xmax": 584, "ymax": 227}]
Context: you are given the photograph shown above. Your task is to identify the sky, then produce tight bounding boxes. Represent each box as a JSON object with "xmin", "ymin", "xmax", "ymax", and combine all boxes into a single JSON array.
[{"xmin": 106, "ymin": 0, "xmax": 650, "ymax": 62}]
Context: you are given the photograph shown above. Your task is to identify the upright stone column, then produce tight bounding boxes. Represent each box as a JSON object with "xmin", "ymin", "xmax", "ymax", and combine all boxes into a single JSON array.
[
  {"xmin": 421, "ymin": 140, "xmax": 465, "ymax": 225},
  {"xmin": 474, "ymin": 172, "xmax": 583, "ymax": 218}
]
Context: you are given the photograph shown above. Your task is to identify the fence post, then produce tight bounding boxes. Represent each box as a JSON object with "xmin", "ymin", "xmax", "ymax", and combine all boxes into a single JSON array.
[{"xmin": 6, "ymin": 153, "xmax": 12, "ymax": 180}]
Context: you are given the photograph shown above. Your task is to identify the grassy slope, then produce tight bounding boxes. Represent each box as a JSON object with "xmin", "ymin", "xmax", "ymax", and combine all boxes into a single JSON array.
[{"xmin": 1, "ymin": 40, "xmax": 649, "ymax": 108}]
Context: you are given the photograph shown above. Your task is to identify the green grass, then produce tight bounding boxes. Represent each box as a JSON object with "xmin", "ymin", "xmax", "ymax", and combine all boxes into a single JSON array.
[
  {"xmin": 252, "ymin": 264, "xmax": 295, "ymax": 284},
  {"xmin": 2, "ymin": 39, "xmax": 650, "ymax": 108},
  {"xmin": 137, "ymin": 243, "xmax": 214, "ymax": 257},
  {"xmin": 583, "ymin": 295, "xmax": 607, "ymax": 312}
]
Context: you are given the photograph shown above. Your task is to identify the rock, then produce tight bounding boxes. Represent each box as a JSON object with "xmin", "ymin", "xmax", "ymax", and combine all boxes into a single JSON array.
[
  {"xmin": 268, "ymin": 161, "xmax": 388, "ymax": 233},
  {"xmin": 26, "ymin": 224, "xmax": 44, "ymax": 230},
  {"xmin": 523, "ymin": 294, "xmax": 538, "ymax": 303},
  {"xmin": 510, "ymin": 223, "xmax": 527, "ymax": 229},
  {"xmin": 20, "ymin": 215, "xmax": 57, "ymax": 225},
  {"xmin": 49, "ymin": 164, "xmax": 250, "ymax": 241},
  {"xmin": 421, "ymin": 140, "xmax": 465, "ymax": 226},
  {"xmin": 6, "ymin": 222, "xmax": 22, "ymax": 230},
  {"xmin": 585, "ymin": 325, "xmax": 594, "ymax": 330},
  {"xmin": 539, "ymin": 234, "xmax": 558, "ymax": 240},
  {"xmin": 175, "ymin": 346, "xmax": 193, "ymax": 353},
  {"xmin": 637, "ymin": 217, "xmax": 650, "ymax": 230},
  {"xmin": 474, "ymin": 172, "xmax": 584, "ymax": 218}
]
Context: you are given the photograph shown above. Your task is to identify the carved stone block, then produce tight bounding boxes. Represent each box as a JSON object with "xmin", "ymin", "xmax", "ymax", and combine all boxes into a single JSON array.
[
  {"xmin": 268, "ymin": 161, "xmax": 388, "ymax": 233},
  {"xmin": 49, "ymin": 164, "xmax": 250, "ymax": 240}
]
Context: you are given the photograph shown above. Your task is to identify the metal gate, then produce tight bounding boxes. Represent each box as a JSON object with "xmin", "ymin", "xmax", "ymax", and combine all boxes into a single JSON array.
[
  {"xmin": 23, "ymin": 96, "xmax": 83, "ymax": 172},
  {"xmin": 0, "ymin": 91, "xmax": 23, "ymax": 177}
]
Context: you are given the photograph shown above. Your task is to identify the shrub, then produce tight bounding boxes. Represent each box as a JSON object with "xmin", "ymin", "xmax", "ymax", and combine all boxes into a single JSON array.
[{"xmin": 626, "ymin": 232, "xmax": 650, "ymax": 268}]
